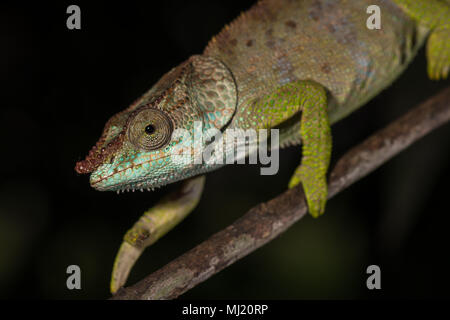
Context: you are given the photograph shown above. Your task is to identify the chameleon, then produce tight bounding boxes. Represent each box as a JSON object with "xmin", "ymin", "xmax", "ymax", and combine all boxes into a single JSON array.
[{"xmin": 74, "ymin": 0, "xmax": 450, "ymax": 294}]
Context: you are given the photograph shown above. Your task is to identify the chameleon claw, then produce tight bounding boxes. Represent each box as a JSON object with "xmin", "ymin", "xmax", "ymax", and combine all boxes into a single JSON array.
[
  {"xmin": 288, "ymin": 174, "xmax": 301, "ymax": 190},
  {"xmin": 288, "ymin": 165, "xmax": 328, "ymax": 218},
  {"xmin": 426, "ymin": 26, "xmax": 450, "ymax": 81}
]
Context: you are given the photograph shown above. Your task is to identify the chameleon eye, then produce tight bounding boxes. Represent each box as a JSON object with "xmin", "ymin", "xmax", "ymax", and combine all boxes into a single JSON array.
[{"xmin": 128, "ymin": 108, "xmax": 173, "ymax": 151}]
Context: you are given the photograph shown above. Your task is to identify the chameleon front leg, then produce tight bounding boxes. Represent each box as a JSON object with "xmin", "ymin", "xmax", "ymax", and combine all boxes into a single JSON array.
[
  {"xmin": 393, "ymin": 0, "xmax": 450, "ymax": 79},
  {"xmin": 110, "ymin": 175, "xmax": 205, "ymax": 294},
  {"xmin": 240, "ymin": 80, "xmax": 331, "ymax": 218},
  {"xmin": 287, "ymin": 82, "xmax": 331, "ymax": 217}
]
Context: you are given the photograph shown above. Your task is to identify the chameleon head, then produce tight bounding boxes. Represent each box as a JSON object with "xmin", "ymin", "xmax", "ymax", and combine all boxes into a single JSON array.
[{"xmin": 75, "ymin": 55, "xmax": 237, "ymax": 192}]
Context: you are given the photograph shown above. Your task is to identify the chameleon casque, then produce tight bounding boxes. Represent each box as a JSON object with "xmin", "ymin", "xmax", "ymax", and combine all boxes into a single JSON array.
[{"xmin": 75, "ymin": 0, "xmax": 450, "ymax": 293}]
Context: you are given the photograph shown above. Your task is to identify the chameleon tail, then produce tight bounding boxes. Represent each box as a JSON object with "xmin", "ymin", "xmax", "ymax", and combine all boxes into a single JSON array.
[{"xmin": 110, "ymin": 175, "xmax": 205, "ymax": 294}]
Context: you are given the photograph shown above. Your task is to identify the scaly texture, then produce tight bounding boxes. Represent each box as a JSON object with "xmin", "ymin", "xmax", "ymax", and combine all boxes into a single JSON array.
[{"xmin": 74, "ymin": 0, "xmax": 449, "ymax": 293}]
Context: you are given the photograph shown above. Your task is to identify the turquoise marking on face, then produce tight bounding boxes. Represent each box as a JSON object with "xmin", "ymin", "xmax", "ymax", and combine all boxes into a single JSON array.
[{"xmin": 84, "ymin": 55, "xmax": 237, "ymax": 192}]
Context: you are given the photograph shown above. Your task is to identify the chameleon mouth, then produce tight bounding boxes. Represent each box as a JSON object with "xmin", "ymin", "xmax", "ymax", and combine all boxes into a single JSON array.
[
  {"xmin": 90, "ymin": 174, "xmax": 163, "ymax": 194},
  {"xmin": 89, "ymin": 165, "xmax": 181, "ymax": 193},
  {"xmin": 88, "ymin": 154, "xmax": 174, "ymax": 192},
  {"xmin": 90, "ymin": 162, "xmax": 213, "ymax": 194}
]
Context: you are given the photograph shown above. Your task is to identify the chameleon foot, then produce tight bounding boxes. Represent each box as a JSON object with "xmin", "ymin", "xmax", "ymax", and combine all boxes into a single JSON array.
[
  {"xmin": 392, "ymin": 0, "xmax": 450, "ymax": 79},
  {"xmin": 289, "ymin": 164, "xmax": 328, "ymax": 218},
  {"xmin": 427, "ymin": 25, "xmax": 450, "ymax": 80}
]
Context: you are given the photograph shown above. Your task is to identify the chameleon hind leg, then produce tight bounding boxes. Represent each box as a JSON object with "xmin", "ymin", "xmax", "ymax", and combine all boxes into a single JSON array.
[
  {"xmin": 110, "ymin": 175, "xmax": 205, "ymax": 294},
  {"xmin": 241, "ymin": 80, "xmax": 331, "ymax": 218},
  {"xmin": 393, "ymin": 0, "xmax": 450, "ymax": 79}
]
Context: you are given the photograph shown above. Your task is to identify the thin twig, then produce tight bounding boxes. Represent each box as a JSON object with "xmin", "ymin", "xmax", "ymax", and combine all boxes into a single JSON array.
[{"xmin": 111, "ymin": 86, "xmax": 450, "ymax": 300}]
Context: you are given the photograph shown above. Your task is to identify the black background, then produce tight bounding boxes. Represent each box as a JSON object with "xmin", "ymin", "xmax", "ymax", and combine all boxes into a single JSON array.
[{"xmin": 1, "ymin": 0, "xmax": 449, "ymax": 299}]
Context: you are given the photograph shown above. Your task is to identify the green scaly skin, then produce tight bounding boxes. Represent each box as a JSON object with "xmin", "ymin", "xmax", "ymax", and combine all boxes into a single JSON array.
[{"xmin": 74, "ymin": 0, "xmax": 449, "ymax": 293}]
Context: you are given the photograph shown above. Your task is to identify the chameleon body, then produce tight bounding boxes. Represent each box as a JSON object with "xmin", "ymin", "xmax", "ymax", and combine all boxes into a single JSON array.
[{"xmin": 74, "ymin": 0, "xmax": 449, "ymax": 293}]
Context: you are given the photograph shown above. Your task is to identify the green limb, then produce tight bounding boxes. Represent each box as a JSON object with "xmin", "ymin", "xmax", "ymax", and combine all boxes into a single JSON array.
[
  {"xmin": 286, "ymin": 82, "xmax": 331, "ymax": 218},
  {"xmin": 427, "ymin": 25, "xmax": 450, "ymax": 79},
  {"xmin": 393, "ymin": 0, "xmax": 450, "ymax": 80},
  {"xmin": 110, "ymin": 175, "xmax": 205, "ymax": 294},
  {"xmin": 244, "ymin": 80, "xmax": 331, "ymax": 218}
]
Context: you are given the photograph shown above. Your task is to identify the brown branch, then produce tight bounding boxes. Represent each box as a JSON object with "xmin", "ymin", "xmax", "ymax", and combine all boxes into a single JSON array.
[{"xmin": 111, "ymin": 86, "xmax": 450, "ymax": 300}]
